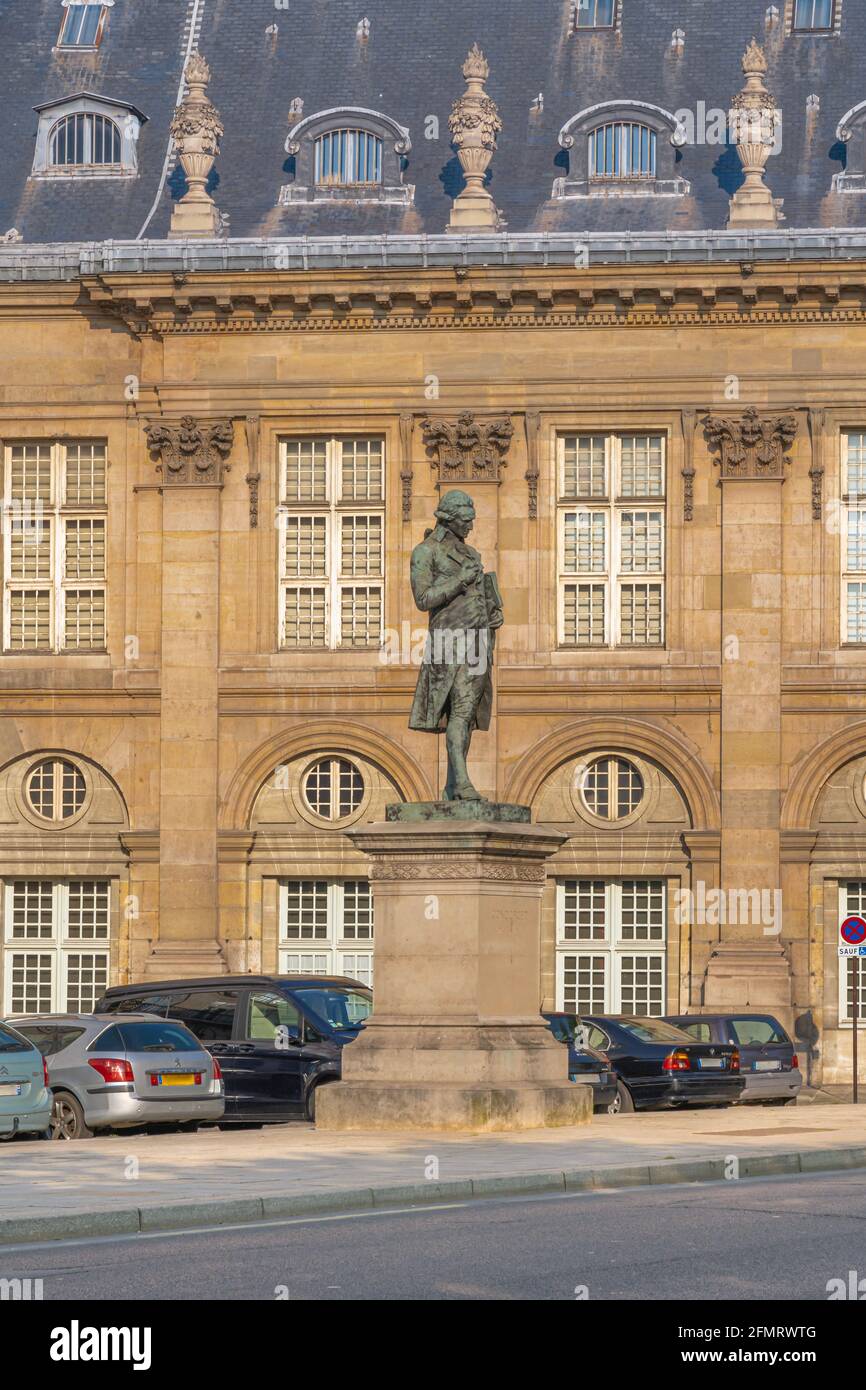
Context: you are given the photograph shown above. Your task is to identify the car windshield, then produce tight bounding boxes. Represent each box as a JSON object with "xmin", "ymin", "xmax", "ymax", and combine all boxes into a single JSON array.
[
  {"xmin": 0, "ymin": 1023, "xmax": 30, "ymax": 1053},
  {"xmin": 615, "ymin": 1018, "xmax": 695, "ymax": 1044},
  {"xmin": 293, "ymin": 987, "xmax": 372, "ymax": 1031}
]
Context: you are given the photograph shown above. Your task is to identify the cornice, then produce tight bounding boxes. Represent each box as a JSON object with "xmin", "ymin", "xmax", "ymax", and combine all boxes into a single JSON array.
[{"xmin": 72, "ymin": 264, "xmax": 866, "ymax": 336}]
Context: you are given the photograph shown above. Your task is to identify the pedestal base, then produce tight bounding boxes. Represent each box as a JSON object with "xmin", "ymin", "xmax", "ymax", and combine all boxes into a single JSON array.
[
  {"xmin": 317, "ymin": 1080, "xmax": 591, "ymax": 1132},
  {"xmin": 316, "ymin": 817, "xmax": 589, "ymax": 1132},
  {"xmin": 168, "ymin": 200, "xmax": 221, "ymax": 239}
]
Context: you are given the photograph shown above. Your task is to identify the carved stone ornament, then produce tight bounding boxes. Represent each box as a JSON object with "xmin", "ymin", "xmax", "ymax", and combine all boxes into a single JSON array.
[
  {"xmin": 169, "ymin": 52, "xmax": 224, "ymax": 238},
  {"xmin": 703, "ymin": 406, "xmax": 797, "ymax": 480},
  {"xmin": 366, "ymin": 857, "xmax": 547, "ymax": 883},
  {"xmin": 727, "ymin": 39, "xmax": 783, "ymax": 229},
  {"xmin": 447, "ymin": 44, "xmax": 502, "ymax": 232},
  {"xmin": 421, "ymin": 412, "xmax": 513, "ymax": 484},
  {"xmin": 145, "ymin": 416, "xmax": 234, "ymax": 485}
]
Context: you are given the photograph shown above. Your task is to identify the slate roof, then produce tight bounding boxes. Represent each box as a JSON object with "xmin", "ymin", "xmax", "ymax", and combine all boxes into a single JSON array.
[{"xmin": 0, "ymin": 0, "xmax": 864, "ymax": 246}]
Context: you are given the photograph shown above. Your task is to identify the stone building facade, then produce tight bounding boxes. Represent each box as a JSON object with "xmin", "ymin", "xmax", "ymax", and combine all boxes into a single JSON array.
[{"xmin": 1, "ymin": 1, "xmax": 866, "ymax": 1084}]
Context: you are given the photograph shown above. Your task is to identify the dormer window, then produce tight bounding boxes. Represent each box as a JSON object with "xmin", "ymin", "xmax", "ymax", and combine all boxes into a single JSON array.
[
  {"xmin": 574, "ymin": 0, "xmax": 615, "ymax": 28},
  {"xmin": 31, "ymin": 93, "xmax": 146, "ymax": 179},
  {"xmin": 554, "ymin": 102, "xmax": 687, "ymax": 199},
  {"xmin": 589, "ymin": 121, "xmax": 656, "ymax": 180},
  {"xmin": 280, "ymin": 107, "xmax": 412, "ymax": 206},
  {"xmin": 793, "ymin": 0, "xmax": 835, "ymax": 30},
  {"xmin": 57, "ymin": 3, "xmax": 108, "ymax": 49},
  {"xmin": 49, "ymin": 113, "xmax": 121, "ymax": 168},
  {"xmin": 314, "ymin": 129, "xmax": 383, "ymax": 186}
]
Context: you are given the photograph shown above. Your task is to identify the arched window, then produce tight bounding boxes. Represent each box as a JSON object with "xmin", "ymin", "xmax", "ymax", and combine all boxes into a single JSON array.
[
  {"xmin": 589, "ymin": 121, "xmax": 657, "ymax": 180},
  {"xmin": 314, "ymin": 129, "xmax": 383, "ymax": 186},
  {"xmin": 48, "ymin": 112, "xmax": 121, "ymax": 168}
]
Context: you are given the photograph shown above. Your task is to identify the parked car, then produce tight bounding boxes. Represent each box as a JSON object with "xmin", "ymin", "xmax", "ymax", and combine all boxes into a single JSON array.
[
  {"xmin": 0, "ymin": 1020, "xmax": 52, "ymax": 1141},
  {"xmin": 95, "ymin": 975, "xmax": 373, "ymax": 1123},
  {"xmin": 664, "ymin": 1013, "xmax": 802, "ymax": 1106},
  {"xmin": 9, "ymin": 1014, "xmax": 225, "ymax": 1140},
  {"xmin": 564, "ymin": 1015, "xmax": 744, "ymax": 1112},
  {"xmin": 543, "ymin": 1012, "xmax": 619, "ymax": 1112}
]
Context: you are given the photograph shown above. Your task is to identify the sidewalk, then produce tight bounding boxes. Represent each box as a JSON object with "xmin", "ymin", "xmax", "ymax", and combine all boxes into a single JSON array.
[{"xmin": 1, "ymin": 1103, "xmax": 865, "ymax": 1245}]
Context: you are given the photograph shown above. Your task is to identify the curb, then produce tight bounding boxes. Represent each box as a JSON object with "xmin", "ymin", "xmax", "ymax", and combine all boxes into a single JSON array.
[{"xmin": 3, "ymin": 1144, "xmax": 866, "ymax": 1245}]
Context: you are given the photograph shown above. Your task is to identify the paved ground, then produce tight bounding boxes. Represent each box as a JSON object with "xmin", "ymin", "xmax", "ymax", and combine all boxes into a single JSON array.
[
  {"xmin": 0, "ymin": 1103, "xmax": 864, "ymax": 1228},
  {"xmin": 0, "ymin": 1170, "xmax": 862, "ymax": 1301}
]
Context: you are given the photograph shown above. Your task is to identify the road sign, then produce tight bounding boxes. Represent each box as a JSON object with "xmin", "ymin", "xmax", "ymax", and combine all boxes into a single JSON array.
[
  {"xmin": 838, "ymin": 945, "xmax": 866, "ymax": 958},
  {"xmin": 840, "ymin": 916, "xmax": 866, "ymax": 946}
]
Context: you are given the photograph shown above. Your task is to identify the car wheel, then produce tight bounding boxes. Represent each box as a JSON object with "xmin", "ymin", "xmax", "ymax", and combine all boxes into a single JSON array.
[
  {"xmin": 607, "ymin": 1080, "xmax": 634, "ymax": 1115},
  {"xmin": 50, "ymin": 1092, "xmax": 92, "ymax": 1141}
]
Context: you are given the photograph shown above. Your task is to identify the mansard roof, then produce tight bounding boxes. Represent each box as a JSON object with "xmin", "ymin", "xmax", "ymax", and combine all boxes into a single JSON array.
[{"xmin": 0, "ymin": 0, "xmax": 864, "ymax": 245}]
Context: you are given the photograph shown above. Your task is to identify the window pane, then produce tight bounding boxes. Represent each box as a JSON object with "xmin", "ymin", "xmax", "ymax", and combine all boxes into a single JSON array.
[
  {"xmin": 620, "ymin": 582, "xmax": 663, "ymax": 645},
  {"xmin": 341, "ymin": 439, "xmax": 383, "ymax": 502},
  {"xmin": 64, "ymin": 443, "xmax": 106, "ymax": 505},
  {"xmin": 283, "ymin": 586, "xmax": 327, "ymax": 646},
  {"xmin": 9, "ymin": 881, "xmax": 54, "ymax": 940},
  {"xmin": 620, "ymin": 436, "xmax": 664, "ymax": 496},
  {"xmin": 562, "ymin": 436, "xmax": 606, "ymax": 498},
  {"xmin": 284, "ymin": 515, "xmax": 328, "ymax": 578},
  {"xmin": 563, "ymin": 581, "xmax": 606, "ymax": 645},
  {"xmin": 561, "ymin": 880, "xmax": 607, "ymax": 940},
  {"xmin": 582, "ymin": 762, "xmax": 610, "ymax": 818},
  {"xmin": 618, "ymin": 953, "xmax": 665, "ymax": 1016},
  {"xmin": 619, "ymin": 879, "xmax": 664, "ymax": 941},
  {"xmin": 561, "ymin": 953, "xmax": 607, "ymax": 1013},
  {"xmin": 341, "ymin": 880, "xmax": 374, "ymax": 940},
  {"xmin": 340, "ymin": 585, "xmax": 382, "ymax": 645},
  {"xmin": 9, "ymin": 590, "xmax": 52, "ymax": 649},
  {"xmin": 847, "ymin": 510, "xmax": 866, "ymax": 572},
  {"xmin": 64, "ymin": 518, "xmax": 105, "ymax": 580},
  {"xmin": 340, "ymin": 515, "xmax": 382, "ymax": 577},
  {"xmin": 563, "ymin": 510, "xmax": 606, "ymax": 573},
  {"xmin": 282, "ymin": 440, "xmax": 328, "ymax": 502},
  {"xmin": 167, "ymin": 990, "xmax": 239, "ymax": 1041},
  {"xmin": 9, "ymin": 445, "xmax": 52, "ymax": 503},
  {"xmin": 64, "ymin": 589, "xmax": 106, "ymax": 649},
  {"xmin": 8, "ymin": 952, "xmax": 53, "ymax": 1014},
  {"xmin": 336, "ymin": 759, "xmax": 364, "ymax": 816},
  {"xmin": 246, "ymin": 991, "xmax": 301, "ymax": 1041},
  {"xmin": 620, "ymin": 510, "xmax": 663, "ymax": 573},
  {"xmin": 10, "ymin": 518, "xmax": 52, "ymax": 580},
  {"xmin": 64, "ymin": 952, "xmax": 108, "ymax": 1013},
  {"xmin": 846, "ymin": 582, "xmax": 866, "ymax": 643},
  {"xmin": 844, "ymin": 434, "xmax": 866, "ymax": 498},
  {"xmin": 66, "ymin": 881, "xmax": 110, "ymax": 940},
  {"xmin": 283, "ymin": 881, "xmax": 330, "ymax": 940}
]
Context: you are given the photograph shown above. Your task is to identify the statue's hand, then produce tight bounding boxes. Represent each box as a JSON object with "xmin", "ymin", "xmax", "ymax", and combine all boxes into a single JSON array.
[{"xmin": 459, "ymin": 558, "xmax": 482, "ymax": 590}]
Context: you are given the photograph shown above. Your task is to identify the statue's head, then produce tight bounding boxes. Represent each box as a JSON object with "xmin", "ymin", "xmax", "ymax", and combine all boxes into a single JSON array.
[{"xmin": 435, "ymin": 489, "xmax": 475, "ymax": 540}]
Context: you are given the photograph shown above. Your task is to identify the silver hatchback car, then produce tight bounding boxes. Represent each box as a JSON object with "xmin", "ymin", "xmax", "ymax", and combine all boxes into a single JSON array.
[
  {"xmin": 9, "ymin": 1014, "xmax": 225, "ymax": 1140},
  {"xmin": 0, "ymin": 1020, "xmax": 52, "ymax": 1140}
]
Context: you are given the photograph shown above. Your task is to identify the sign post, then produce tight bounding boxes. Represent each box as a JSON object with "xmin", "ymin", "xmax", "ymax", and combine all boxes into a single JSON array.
[{"xmin": 839, "ymin": 916, "xmax": 866, "ymax": 1104}]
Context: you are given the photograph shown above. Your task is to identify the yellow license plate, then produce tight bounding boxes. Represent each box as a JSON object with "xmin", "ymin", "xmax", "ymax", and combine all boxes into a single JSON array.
[{"xmin": 158, "ymin": 1074, "xmax": 195, "ymax": 1086}]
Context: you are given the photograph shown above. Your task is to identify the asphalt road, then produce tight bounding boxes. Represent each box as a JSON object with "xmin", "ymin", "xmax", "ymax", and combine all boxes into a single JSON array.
[{"xmin": 2, "ymin": 1170, "xmax": 864, "ymax": 1301}]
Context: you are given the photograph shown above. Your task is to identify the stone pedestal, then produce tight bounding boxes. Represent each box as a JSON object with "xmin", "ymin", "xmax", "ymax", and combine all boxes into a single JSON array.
[{"xmin": 316, "ymin": 816, "xmax": 592, "ymax": 1132}]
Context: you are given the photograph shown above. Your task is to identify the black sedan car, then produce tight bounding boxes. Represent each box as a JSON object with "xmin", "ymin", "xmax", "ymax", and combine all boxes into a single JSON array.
[
  {"xmin": 567, "ymin": 1015, "xmax": 744, "ymax": 1113},
  {"xmin": 543, "ymin": 1013, "xmax": 618, "ymax": 1112}
]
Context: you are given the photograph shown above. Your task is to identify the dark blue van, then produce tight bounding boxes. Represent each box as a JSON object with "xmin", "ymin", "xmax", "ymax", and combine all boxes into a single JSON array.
[{"xmin": 95, "ymin": 975, "xmax": 372, "ymax": 1123}]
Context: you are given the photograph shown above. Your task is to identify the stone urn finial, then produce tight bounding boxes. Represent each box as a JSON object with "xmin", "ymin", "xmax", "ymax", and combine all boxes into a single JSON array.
[
  {"xmin": 726, "ymin": 38, "xmax": 783, "ymax": 229},
  {"xmin": 168, "ymin": 51, "xmax": 224, "ymax": 239},
  {"xmin": 447, "ymin": 44, "xmax": 502, "ymax": 233}
]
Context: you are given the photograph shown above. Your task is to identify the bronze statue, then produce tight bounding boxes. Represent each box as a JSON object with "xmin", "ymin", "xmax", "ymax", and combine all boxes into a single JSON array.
[{"xmin": 409, "ymin": 490, "xmax": 503, "ymax": 801}]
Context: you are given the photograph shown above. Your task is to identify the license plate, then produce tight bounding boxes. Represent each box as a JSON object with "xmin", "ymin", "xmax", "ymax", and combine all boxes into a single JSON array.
[
  {"xmin": 155, "ymin": 1073, "xmax": 196, "ymax": 1087},
  {"xmin": 754, "ymin": 1059, "xmax": 782, "ymax": 1072},
  {"xmin": 698, "ymin": 1058, "xmax": 724, "ymax": 1069},
  {"xmin": 573, "ymin": 1072, "xmax": 601, "ymax": 1084},
  {"xmin": 0, "ymin": 1083, "xmax": 22, "ymax": 1097}
]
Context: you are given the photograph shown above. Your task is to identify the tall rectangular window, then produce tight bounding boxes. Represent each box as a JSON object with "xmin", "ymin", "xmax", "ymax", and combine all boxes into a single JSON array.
[
  {"xmin": 278, "ymin": 879, "xmax": 373, "ymax": 985},
  {"xmin": 2, "ymin": 441, "xmax": 107, "ymax": 652},
  {"xmin": 842, "ymin": 433, "xmax": 866, "ymax": 643},
  {"xmin": 839, "ymin": 883, "xmax": 866, "ymax": 1025},
  {"xmin": 558, "ymin": 434, "xmax": 665, "ymax": 648},
  {"xmin": 556, "ymin": 879, "xmax": 666, "ymax": 1014},
  {"xmin": 278, "ymin": 437, "xmax": 384, "ymax": 649},
  {"xmin": 2, "ymin": 880, "xmax": 111, "ymax": 1014}
]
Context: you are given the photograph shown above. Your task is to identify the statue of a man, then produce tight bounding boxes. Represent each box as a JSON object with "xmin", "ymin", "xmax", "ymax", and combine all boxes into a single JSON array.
[{"xmin": 409, "ymin": 490, "xmax": 503, "ymax": 801}]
